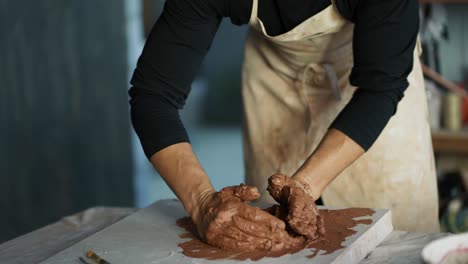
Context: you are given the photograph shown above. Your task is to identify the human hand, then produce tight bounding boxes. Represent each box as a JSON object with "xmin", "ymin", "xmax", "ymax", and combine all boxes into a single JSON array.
[
  {"xmin": 267, "ymin": 174, "xmax": 325, "ymax": 240},
  {"xmin": 191, "ymin": 184, "xmax": 304, "ymax": 251}
]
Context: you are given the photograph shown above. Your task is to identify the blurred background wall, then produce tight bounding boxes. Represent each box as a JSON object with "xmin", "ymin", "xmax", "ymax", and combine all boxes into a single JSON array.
[
  {"xmin": 434, "ymin": 5, "xmax": 467, "ymax": 81},
  {"xmin": 0, "ymin": 1, "xmax": 134, "ymax": 243}
]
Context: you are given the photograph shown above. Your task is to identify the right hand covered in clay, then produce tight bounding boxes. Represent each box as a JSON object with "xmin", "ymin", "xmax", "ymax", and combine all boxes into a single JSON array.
[
  {"xmin": 192, "ymin": 184, "xmax": 303, "ymax": 251},
  {"xmin": 267, "ymin": 174, "xmax": 325, "ymax": 240}
]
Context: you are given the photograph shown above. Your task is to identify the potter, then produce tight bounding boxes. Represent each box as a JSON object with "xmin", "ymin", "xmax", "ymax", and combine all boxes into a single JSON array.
[{"xmin": 129, "ymin": 0, "xmax": 439, "ymax": 254}]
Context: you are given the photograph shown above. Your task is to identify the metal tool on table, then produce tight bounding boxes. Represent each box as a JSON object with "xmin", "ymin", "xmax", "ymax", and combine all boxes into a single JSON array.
[{"xmin": 78, "ymin": 250, "xmax": 111, "ymax": 264}]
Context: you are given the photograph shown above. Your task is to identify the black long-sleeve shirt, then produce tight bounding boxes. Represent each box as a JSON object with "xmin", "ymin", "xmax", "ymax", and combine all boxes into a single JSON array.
[{"xmin": 129, "ymin": 0, "xmax": 419, "ymax": 159}]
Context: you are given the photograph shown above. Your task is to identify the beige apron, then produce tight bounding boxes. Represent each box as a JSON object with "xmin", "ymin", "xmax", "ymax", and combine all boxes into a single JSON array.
[{"xmin": 242, "ymin": 0, "xmax": 440, "ymax": 232}]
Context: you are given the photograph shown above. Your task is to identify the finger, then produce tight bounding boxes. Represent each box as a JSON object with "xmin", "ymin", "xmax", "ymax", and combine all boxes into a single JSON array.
[
  {"xmin": 207, "ymin": 232, "xmax": 273, "ymax": 252},
  {"xmin": 233, "ymin": 184, "xmax": 260, "ymax": 202},
  {"xmin": 288, "ymin": 188, "xmax": 309, "ymax": 217},
  {"xmin": 218, "ymin": 185, "xmax": 238, "ymax": 198},
  {"xmin": 232, "ymin": 215, "xmax": 271, "ymax": 237},
  {"xmin": 224, "ymin": 226, "xmax": 271, "ymax": 247},
  {"xmin": 212, "ymin": 234, "xmax": 272, "ymax": 251},
  {"xmin": 231, "ymin": 216, "xmax": 292, "ymax": 251},
  {"xmin": 219, "ymin": 184, "xmax": 260, "ymax": 202},
  {"xmin": 232, "ymin": 211, "xmax": 286, "ymax": 237},
  {"xmin": 267, "ymin": 174, "xmax": 292, "ymax": 203},
  {"xmin": 240, "ymin": 205, "xmax": 286, "ymax": 229},
  {"xmin": 268, "ymin": 174, "xmax": 292, "ymax": 189},
  {"xmin": 287, "ymin": 189, "xmax": 321, "ymax": 238},
  {"xmin": 209, "ymin": 235, "xmax": 250, "ymax": 250}
]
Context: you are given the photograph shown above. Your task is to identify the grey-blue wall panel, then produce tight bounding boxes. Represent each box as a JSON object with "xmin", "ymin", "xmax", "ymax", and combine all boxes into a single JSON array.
[{"xmin": 0, "ymin": 0, "xmax": 134, "ymax": 243}]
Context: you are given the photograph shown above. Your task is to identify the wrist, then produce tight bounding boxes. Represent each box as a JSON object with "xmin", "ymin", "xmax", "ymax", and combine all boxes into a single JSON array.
[
  {"xmin": 186, "ymin": 187, "xmax": 216, "ymax": 222},
  {"xmin": 292, "ymin": 173, "xmax": 324, "ymax": 201},
  {"xmin": 149, "ymin": 142, "xmax": 218, "ymax": 221}
]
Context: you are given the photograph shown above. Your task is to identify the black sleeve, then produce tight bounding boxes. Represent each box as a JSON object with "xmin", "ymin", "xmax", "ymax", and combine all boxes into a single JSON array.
[
  {"xmin": 129, "ymin": 0, "xmax": 251, "ymax": 159},
  {"xmin": 331, "ymin": 0, "xmax": 419, "ymax": 150}
]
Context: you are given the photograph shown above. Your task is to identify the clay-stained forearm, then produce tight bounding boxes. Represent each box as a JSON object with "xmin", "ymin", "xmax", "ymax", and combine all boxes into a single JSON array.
[
  {"xmin": 292, "ymin": 129, "xmax": 365, "ymax": 200},
  {"xmin": 150, "ymin": 143, "xmax": 215, "ymax": 218}
]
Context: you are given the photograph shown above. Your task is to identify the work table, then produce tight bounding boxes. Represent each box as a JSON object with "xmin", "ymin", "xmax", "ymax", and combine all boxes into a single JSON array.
[{"xmin": 0, "ymin": 206, "xmax": 449, "ymax": 264}]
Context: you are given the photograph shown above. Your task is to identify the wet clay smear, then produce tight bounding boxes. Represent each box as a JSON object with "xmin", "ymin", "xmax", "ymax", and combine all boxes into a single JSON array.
[{"xmin": 176, "ymin": 208, "xmax": 374, "ymax": 261}]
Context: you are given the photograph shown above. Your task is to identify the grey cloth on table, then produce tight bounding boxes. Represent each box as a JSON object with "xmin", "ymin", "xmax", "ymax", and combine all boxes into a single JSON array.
[{"xmin": 0, "ymin": 207, "xmax": 448, "ymax": 264}]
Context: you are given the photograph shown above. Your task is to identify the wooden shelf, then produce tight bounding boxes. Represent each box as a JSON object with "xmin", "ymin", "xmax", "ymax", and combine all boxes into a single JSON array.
[{"xmin": 432, "ymin": 130, "xmax": 468, "ymax": 154}]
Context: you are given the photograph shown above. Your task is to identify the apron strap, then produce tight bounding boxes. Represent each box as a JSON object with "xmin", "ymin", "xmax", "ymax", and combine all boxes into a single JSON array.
[
  {"xmin": 249, "ymin": 0, "xmax": 259, "ymax": 25},
  {"xmin": 416, "ymin": 35, "xmax": 423, "ymax": 56}
]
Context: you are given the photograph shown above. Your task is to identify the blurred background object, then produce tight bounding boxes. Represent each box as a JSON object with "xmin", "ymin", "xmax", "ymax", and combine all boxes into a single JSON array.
[
  {"xmin": 0, "ymin": 0, "xmax": 467, "ymax": 244},
  {"xmin": 420, "ymin": 3, "xmax": 449, "ymax": 73},
  {"xmin": 438, "ymin": 170, "xmax": 467, "ymax": 233},
  {"xmin": 419, "ymin": 1, "xmax": 468, "ymax": 235},
  {"xmin": 425, "ymin": 80, "xmax": 443, "ymax": 130},
  {"xmin": 443, "ymin": 92, "xmax": 462, "ymax": 131}
]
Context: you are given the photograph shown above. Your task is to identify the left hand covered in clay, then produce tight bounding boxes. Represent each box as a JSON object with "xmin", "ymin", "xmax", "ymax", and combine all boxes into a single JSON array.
[{"xmin": 267, "ymin": 174, "xmax": 325, "ymax": 240}]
